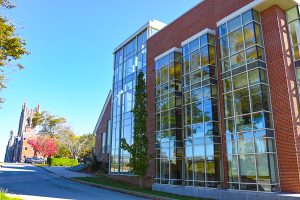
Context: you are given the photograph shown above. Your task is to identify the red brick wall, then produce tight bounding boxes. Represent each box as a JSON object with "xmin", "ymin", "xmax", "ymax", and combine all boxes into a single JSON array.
[
  {"xmin": 261, "ymin": 5, "xmax": 300, "ymax": 192},
  {"xmin": 146, "ymin": 0, "xmax": 254, "ymax": 187},
  {"xmin": 145, "ymin": 0, "xmax": 300, "ymax": 193},
  {"xmin": 95, "ymin": 94, "xmax": 112, "ymax": 163},
  {"xmin": 21, "ymin": 139, "xmax": 35, "ymax": 162},
  {"xmin": 104, "ymin": 174, "xmax": 150, "ymax": 187}
]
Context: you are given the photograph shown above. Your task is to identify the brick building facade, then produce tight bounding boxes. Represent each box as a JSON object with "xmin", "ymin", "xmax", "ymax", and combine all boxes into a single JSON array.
[
  {"xmin": 146, "ymin": 0, "xmax": 300, "ymax": 193},
  {"xmin": 94, "ymin": 91, "xmax": 112, "ymax": 172},
  {"xmin": 95, "ymin": 0, "xmax": 300, "ymax": 196}
]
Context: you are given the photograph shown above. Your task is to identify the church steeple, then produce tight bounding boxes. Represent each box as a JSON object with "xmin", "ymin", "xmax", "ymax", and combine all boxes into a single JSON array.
[{"xmin": 22, "ymin": 101, "xmax": 27, "ymax": 110}]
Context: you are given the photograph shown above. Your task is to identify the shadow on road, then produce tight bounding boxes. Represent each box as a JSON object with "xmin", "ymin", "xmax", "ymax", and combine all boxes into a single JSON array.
[{"xmin": 0, "ymin": 163, "xmax": 143, "ymax": 200}]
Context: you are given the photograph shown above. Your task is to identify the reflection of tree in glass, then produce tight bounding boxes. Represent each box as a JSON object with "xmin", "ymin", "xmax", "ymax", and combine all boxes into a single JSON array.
[
  {"xmin": 169, "ymin": 110, "xmax": 176, "ymax": 128},
  {"xmin": 252, "ymin": 113, "xmax": 264, "ymax": 129},
  {"xmin": 239, "ymin": 155, "xmax": 256, "ymax": 183},
  {"xmin": 161, "ymin": 111, "xmax": 169, "ymax": 130},
  {"xmin": 192, "ymin": 102, "xmax": 203, "ymax": 123},
  {"xmin": 234, "ymin": 88, "xmax": 250, "ymax": 115},
  {"xmin": 250, "ymin": 85, "xmax": 264, "ymax": 112},
  {"xmin": 236, "ymin": 115, "xmax": 252, "ymax": 132}
]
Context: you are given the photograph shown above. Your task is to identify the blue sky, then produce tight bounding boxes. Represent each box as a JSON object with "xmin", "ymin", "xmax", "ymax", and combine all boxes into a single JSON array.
[{"xmin": 0, "ymin": 0, "xmax": 200, "ymax": 161}]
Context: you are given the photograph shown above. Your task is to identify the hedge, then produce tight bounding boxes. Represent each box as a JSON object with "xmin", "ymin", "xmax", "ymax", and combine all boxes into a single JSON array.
[
  {"xmin": 47, "ymin": 158, "xmax": 78, "ymax": 167},
  {"xmin": 0, "ymin": 192, "xmax": 21, "ymax": 200}
]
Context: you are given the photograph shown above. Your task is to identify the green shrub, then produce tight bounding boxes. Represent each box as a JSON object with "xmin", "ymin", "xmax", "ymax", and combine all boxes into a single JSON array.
[
  {"xmin": 91, "ymin": 155, "xmax": 101, "ymax": 172},
  {"xmin": 47, "ymin": 158, "xmax": 78, "ymax": 167},
  {"xmin": 0, "ymin": 192, "xmax": 21, "ymax": 200}
]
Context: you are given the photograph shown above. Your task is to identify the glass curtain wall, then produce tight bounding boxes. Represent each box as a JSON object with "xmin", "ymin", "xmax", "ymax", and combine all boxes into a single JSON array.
[
  {"xmin": 182, "ymin": 33, "xmax": 222, "ymax": 188},
  {"xmin": 287, "ymin": 6, "xmax": 300, "ymax": 95},
  {"xmin": 110, "ymin": 29, "xmax": 149, "ymax": 174},
  {"xmin": 154, "ymin": 50, "xmax": 183, "ymax": 185},
  {"xmin": 218, "ymin": 9, "xmax": 280, "ymax": 192}
]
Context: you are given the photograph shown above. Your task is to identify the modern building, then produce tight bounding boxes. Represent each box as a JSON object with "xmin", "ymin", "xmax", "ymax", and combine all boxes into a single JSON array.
[
  {"xmin": 95, "ymin": 0, "xmax": 300, "ymax": 198},
  {"xmin": 110, "ymin": 20, "xmax": 166, "ymax": 175},
  {"xmin": 4, "ymin": 103, "xmax": 39, "ymax": 163}
]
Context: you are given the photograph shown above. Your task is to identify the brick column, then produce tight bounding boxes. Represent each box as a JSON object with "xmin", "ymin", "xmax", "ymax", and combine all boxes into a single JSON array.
[
  {"xmin": 146, "ymin": 33, "xmax": 163, "ymax": 187},
  {"xmin": 261, "ymin": 5, "xmax": 300, "ymax": 192},
  {"xmin": 215, "ymin": 30, "xmax": 228, "ymax": 189}
]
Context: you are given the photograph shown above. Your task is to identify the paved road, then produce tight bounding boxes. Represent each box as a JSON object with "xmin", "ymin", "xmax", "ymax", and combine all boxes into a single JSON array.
[{"xmin": 0, "ymin": 163, "xmax": 146, "ymax": 200}]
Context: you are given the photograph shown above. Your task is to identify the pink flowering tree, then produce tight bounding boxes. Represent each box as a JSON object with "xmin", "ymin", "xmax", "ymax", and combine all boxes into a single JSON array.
[{"xmin": 28, "ymin": 135, "xmax": 58, "ymax": 158}]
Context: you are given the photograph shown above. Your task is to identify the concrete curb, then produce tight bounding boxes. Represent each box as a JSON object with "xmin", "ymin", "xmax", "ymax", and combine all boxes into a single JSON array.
[
  {"xmin": 70, "ymin": 178, "xmax": 175, "ymax": 200},
  {"xmin": 38, "ymin": 166, "xmax": 174, "ymax": 200}
]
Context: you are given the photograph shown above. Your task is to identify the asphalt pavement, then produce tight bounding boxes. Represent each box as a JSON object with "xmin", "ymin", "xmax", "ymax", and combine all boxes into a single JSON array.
[{"xmin": 0, "ymin": 163, "xmax": 146, "ymax": 200}]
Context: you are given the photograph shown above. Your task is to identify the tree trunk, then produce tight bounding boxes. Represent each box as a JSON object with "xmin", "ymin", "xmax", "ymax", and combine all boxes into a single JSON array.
[
  {"xmin": 48, "ymin": 157, "xmax": 51, "ymax": 167},
  {"xmin": 139, "ymin": 178, "xmax": 142, "ymax": 188}
]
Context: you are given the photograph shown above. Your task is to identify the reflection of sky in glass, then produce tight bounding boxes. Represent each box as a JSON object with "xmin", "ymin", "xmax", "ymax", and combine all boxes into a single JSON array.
[
  {"xmin": 205, "ymin": 143, "xmax": 214, "ymax": 156},
  {"xmin": 194, "ymin": 145, "xmax": 205, "ymax": 157},
  {"xmin": 185, "ymin": 146, "xmax": 193, "ymax": 158},
  {"xmin": 192, "ymin": 123, "xmax": 204, "ymax": 138}
]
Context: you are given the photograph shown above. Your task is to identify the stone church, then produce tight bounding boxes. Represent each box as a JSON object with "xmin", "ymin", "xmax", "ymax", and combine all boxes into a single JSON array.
[{"xmin": 5, "ymin": 102, "xmax": 40, "ymax": 163}]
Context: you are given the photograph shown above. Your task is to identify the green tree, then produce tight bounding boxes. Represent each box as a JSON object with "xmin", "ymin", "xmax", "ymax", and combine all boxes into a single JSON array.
[
  {"xmin": 32, "ymin": 111, "xmax": 66, "ymax": 137},
  {"xmin": 55, "ymin": 141, "xmax": 71, "ymax": 158},
  {"xmin": 0, "ymin": 0, "xmax": 29, "ymax": 105},
  {"xmin": 121, "ymin": 72, "xmax": 148, "ymax": 187},
  {"xmin": 78, "ymin": 133, "xmax": 95, "ymax": 160},
  {"xmin": 57, "ymin": 127, "xmax": 94, "ymax": 160},
  {"xmin": 32, "ymin": 111, "xmax": 44, "ymax": 128}
]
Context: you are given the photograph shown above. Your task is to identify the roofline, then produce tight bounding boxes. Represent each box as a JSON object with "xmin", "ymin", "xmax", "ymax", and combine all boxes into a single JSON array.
[
  {"xmin": 150, "ymin": 0, "xmax": 205, "ymax": 37},
  {"xmin": 148, "ymin": 0, "xmax": 300, "ymax": 40},
  {"xmin": 93, "ymin": 90, "xmax": 112, "ymax": 135},
  {"xmin": 155, "ymin": 47, "xmax": 182, "ymax": 62},
  {"xmin": 181, "ymin": 28, "xmax": 215, "ymax": 46},
  {"xmin": 113, "ymin": 19, "xmax": 166, "ymax": 53},
  {"xmin": 217, "ymin": 0, "xmax": 299, "ymax": 26}
]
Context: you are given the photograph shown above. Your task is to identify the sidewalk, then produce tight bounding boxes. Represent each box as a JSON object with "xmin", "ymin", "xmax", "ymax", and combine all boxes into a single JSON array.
[
  {"xmin": 41, "ymin": 167, "xmax": 174, "ymax": 200},
  {"xmin": 43, "ymin": 166, "xmax": 93, "ymax": 178}
]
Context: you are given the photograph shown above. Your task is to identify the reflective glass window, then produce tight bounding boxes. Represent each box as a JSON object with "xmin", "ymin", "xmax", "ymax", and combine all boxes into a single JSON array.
[
  {"xmin": 189, "ymin": 39, "xmax": 199, "ymax": 53},
  {"xmin": 229, "ymin": 28, "xmax": 244, "ymax": 54},
  {"xmin": 239, "ymin": 154, "xmax": 256, "ymax": 183},
  {"xmin": 221, "ymin": 58, "xmax": 230, "ymax": 72},
  {"xmin": 228, "ymin": 155, "xmax": 239, "ymax": 182},
  {"xmin": 287, "ymin": 6, "xmax": 299, "ymax": 22},
  {"xmin": 190, "ymin": 70, "xmax": 201, "ymax": 85},
  {"xmin": 242, "ymin": 10, "xmax": 253, "ymax": 25},
  {"xmin": 161, "ymin": 66, "xmax": 169, "ymax": 84},
  {"xmin": 228, "ymin": 16, "xmax": 241, "ymax": 32},
  {"xmin": 236, "ymin": 114, "xmax": 252, "ymax": 132},
  {"xmin": 254, "ymin": 23, "xmax": 263, "ymax": 46},
  {"xmin": 192, "ymin": 102, "xmax": 203, "ymax": 124},
  {"xmin": 294, "ymin": 45, "xmax": 300, "ymax": 60},
  {"xmin": 230, "ymin": 51, "xmax": 245, "ymax": 69},
  {"xmin": 218, "ymin": 10, "xmax": 279, "ymax": 191},
  {"xmin": 169, "ymin": 63, "xmax": 175, "ymax": 81},
  {"xmin": 224, "ymin": 93, "xmax": 234, "ymax": 117},
  {"xmin": 201, "ymin": 47, "xmax": 209, "ymax": 66},
  {"xmin": 218, "ymin": 24, "xmax": 227, "ymax": 37},
  {"xmin": 190, "ymin": 50, "xmax": 200, "ymax": 71},
  {"xmin": 220, "ymin": 36, "xmax": 229, "ymax": 58},
  {"xmin": 191, "ymin": 88, "xmax": 202, "ymax": 102},
  {"xmin": 233, "ymin": 72, "xmax": 248, "ymax": 89},
  {"xmin": 183, "ymin": 55, "xmax": 190, "ymax": 74},
  {"xmin": 244, "ymin": 23, "xmax": 256, "ymax": 48},
  {"xmin": 194, "ymin": 159, "xmax": 205, "ymax": 181}
]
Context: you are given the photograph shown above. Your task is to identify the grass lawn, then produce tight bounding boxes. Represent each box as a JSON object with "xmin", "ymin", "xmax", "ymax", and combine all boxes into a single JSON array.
[
  {"xmin": 34, "ymin": 164, "xmax": 48, "ymax": 167},
  {"xmin": 74, "ymin": 176, "xmax": 210, "ymax": 200},
  {"xmin": 0, "ymin": 192, "xmax": 22, "ymax": 200}
]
